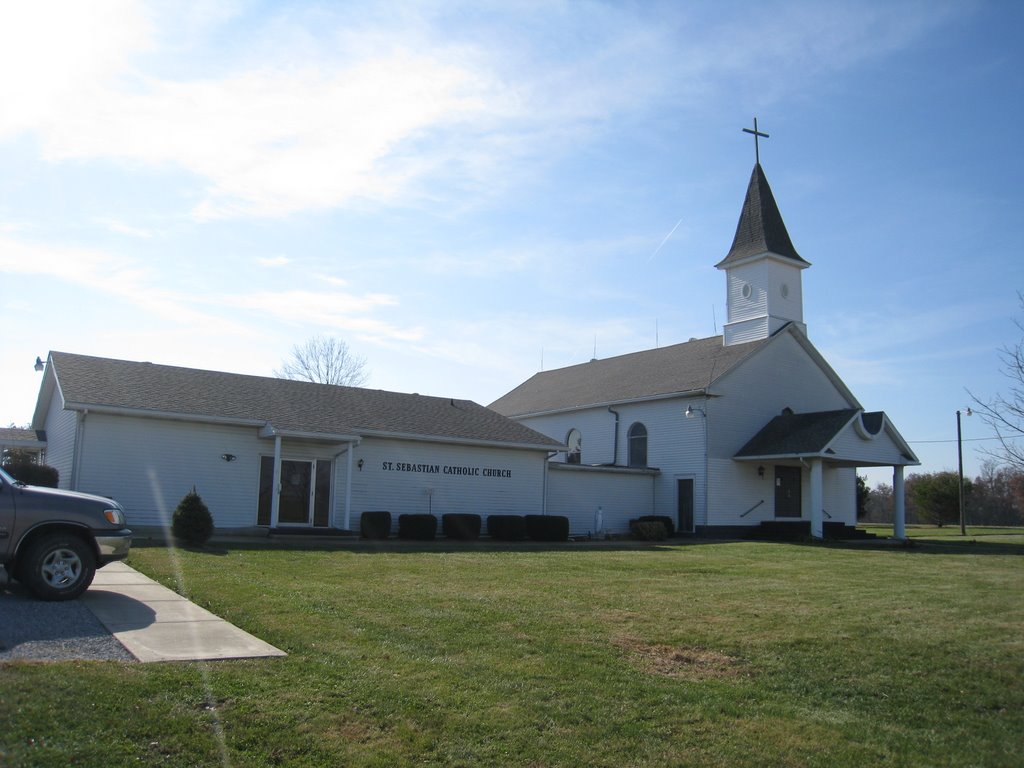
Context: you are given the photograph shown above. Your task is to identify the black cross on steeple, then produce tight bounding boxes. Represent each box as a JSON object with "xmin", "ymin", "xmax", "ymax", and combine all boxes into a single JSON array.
[{"xmin": 742, "ymin": 117, "xmax": 769, "ymax": 165}]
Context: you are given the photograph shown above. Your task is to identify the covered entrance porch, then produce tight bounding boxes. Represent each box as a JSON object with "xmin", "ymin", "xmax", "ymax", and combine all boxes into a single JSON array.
[
  {"xmin": 734, "ymin": 408, "xmax": 920, "ymax": 540},
  {"xmin": 256, "ymin": 424, "xmax": 361, "ymax": 531}
]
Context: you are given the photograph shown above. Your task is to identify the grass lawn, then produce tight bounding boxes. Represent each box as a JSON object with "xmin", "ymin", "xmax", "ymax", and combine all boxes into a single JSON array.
[{"xmin": 2, "ymin": 532, "xmax": 1022, "ymax": 767}]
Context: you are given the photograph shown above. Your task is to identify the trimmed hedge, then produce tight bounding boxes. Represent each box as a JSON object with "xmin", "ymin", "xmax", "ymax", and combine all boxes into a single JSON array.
[
  {"xmin": 486, "ymin": 515, "xmax": 527, "ymax": 541},
  {"xmin": 3, "ymin": 461, "xmax": 59, "ymax": 488},
  {"xmin": 398, "ymin": 513, "xmax": 437, "ymax": 540},
  {"xmin": 634, "ymin": 515, "xmax": 675, "ymax": 537},
  {"xmin": 631, "ymin": 520, "xmax": 668, "ymax": 541},
  {"xmin": 525, "ymin": 514, "xmax": 570, "ymax": 542},
  {"xmin": 360, "ymin": 511, "xmax": 392, "ymax": 539},
  {"xmin": 442, "ymin": 513, "xmax": 481, "ymax": 541}
]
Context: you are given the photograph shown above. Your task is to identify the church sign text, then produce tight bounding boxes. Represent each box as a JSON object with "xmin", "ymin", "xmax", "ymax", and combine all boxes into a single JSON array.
[{"xmin": 381, "ymin": 461, "xmax": 512, "ymax": 479}]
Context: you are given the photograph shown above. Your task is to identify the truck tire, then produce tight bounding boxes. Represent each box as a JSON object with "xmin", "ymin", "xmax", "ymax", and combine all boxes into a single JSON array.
[{"xmin": 21, "ymin": 533, "xmax": 97, "ymax": 601}]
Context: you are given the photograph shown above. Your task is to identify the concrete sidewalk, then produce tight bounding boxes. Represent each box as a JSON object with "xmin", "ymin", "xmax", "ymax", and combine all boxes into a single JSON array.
[{"xmin": 81, "ymin": 562, "xmax": 286, "ymax": 663}]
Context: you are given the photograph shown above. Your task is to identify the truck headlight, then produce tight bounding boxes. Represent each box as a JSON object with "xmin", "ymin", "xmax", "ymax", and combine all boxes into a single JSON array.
[{"xmin": 103, "ymin": 508, "xmax": 125, "ymax": 526}]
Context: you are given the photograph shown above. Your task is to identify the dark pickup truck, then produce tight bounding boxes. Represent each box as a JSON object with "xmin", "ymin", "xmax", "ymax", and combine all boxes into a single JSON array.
[{"xmin": 0, "ymin": 466, "xmax": 132, "ymax": 600}]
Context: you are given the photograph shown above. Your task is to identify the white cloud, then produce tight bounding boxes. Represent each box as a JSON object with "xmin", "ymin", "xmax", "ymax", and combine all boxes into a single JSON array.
[
  {"xmin": 258, "ymin": 255, "xmax": 291, "ymax": 267},
  {"xmin": 94, "ymin": 218, "xmax": 154, "ymax": 238},
  {"xmin": 0, "ymin": 0, "xmax": 154, "ymax": 139},
  {"xmin": 317, "ymin": 275, "xmax": 349, "ymax": 287},
  {"xmin": 0, "ymin": 235, "xmax": 226, "ymax": 328},
  {"xmin": 0, "ymin": 0, "xmax": 968, "ymax": 223},
  {"xmin": 26, "ymin": 49, "xmax": 490, "ymax": 219},
  {"xmin": 214, "ymin": 289, "xmax": 421, "ymax": 342},
  {"xmin": 0, "ymin": 235, "xmax": 417, "ymax": 342}
]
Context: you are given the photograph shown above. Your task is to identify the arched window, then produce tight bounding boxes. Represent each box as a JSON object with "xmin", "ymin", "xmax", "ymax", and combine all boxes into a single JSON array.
[
  {"xmin": 627, "ymin": 422, "xmax": 647, "ymax": 468},
  {"xmin": 566, "ymin": 429, "xmax": 582, "ymax": 464}
]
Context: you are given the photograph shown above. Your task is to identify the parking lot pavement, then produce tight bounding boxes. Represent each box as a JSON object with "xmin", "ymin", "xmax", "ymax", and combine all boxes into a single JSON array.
[
  {"xmin": 0, "ymin": 563, "xmax": 286, "ymax": 663},
  {"xmin": 0, "ymin": 577, "xmax": 134, "ymax": 662}
]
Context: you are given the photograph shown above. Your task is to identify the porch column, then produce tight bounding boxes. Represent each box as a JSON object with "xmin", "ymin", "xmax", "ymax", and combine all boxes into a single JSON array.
[
  {"xmin": 893, "ymin": 465, "xmax": 906, "ymax": 540},
  {"xmin": 809, "ymin": 458, "xmax": 824, "ymax": 540},
  {"xmin": 270, "ymin": 435, "xmax": 282, "ymax": 528},
  {"xmin": 343, "ymin": 446, "xmax": 353, "ymax": 531}
]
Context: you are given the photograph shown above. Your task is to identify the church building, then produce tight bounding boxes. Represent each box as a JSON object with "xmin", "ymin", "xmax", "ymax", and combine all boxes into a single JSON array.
[
  {"xmin": 489, "ymin": 162, "xmax": 919, "ymax": 539},
  {"xmin": 24, "ymin": 159, "xmax": 918, "ymax": 540}
]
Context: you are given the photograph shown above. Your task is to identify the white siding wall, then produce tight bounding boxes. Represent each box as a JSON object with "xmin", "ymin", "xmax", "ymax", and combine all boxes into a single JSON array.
[
  {"xmin": 518, "ymin": 408, "xmax": 620, "ymax": 466},
  {"xmin": 724, "ymin": 261, "xmax": 805, "ymax": 345},
  {"xmin": 42, "ymin": 386, "xmax": 77, "ymax": 490},
  {"xmin": 548, "ymin": 465, "xmax": 655, "ymax": 535},
  {"xmin": 77, "ymin": 413, "xmax": 266, "ymax": 528},
  {"xmin": 72, "ymin": 413, "xmax": 552, "ymax": 531},
  {"xmin": 344, "ymin": 439, "xmax": 548, "ymax": 532},
  {"xmin": 828, "ymin": 426, "xmax": 911, "ymax": 467},
  {"xmin": 519, "ymin": 398, "xmax": 707, "ymax": 525},
  {"xmin": 726, "ymin": 263, "xmax": 769, "ymax": 323},
  {"xmin": 706, "ymin": 332, "xmax": 857, "ymax": 526},
  {"xmin": 767, "ymin": 264, "xmax": 804, "ymax": 325},
  {"xmin": 824, "ymin": 466, "xmax": 857, "ymax": 525},
  {"xmin": 724, "ymin": 317, "xmax": 769, "ymax": 346}
]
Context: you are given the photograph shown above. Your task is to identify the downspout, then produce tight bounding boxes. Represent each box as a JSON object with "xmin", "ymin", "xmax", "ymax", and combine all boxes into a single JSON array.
[
  {"xmin": 543, "ymin": 451, "xmax": 558, "ymax": 515},
  {"xmin": 344, "ymin": 446, "xmax": 354, "ymax": 530},
  {"xmin": 607, "ymin": 406, "xmax": 620, "ymax": 466},
  {"xmin": 703, "ymin": 396, "xmax": 709, "ymax": 530},
  {"xmin": 270, "ymin": 434, "xmax": 282, "ymax": 528},
  {"xmin": 71, "ymin": 409, "xmax": 88, "ymax": 491}
]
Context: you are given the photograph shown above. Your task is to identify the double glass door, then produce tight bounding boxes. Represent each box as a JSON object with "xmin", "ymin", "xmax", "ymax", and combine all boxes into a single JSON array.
[{"xmin": 258, "ymin": 457, "xmax": 333, "ymax": 527}]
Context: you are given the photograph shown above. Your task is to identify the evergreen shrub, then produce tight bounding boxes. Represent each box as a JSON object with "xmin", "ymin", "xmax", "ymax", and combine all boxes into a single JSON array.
[
  {"xmin": 360, "ymin": 511, "xmax": 392, "ymax": 539},
  {"xmin": 172, "ymin": 488, "xmax": 214, "ymax": 546},
  {"xmin": 2, "ymin": 461, "xmax": 59, "ymax": 488},
  {"xmin": 442, "ymin": 513, "xmax": 481, "ymax": 540},
  {"xmin": 631, "ymin": 521, "xmax": 668, "ymax": 541},
  {"xmin": 398, "ymin": 513, "xmax": 437, "ymax": 540},
  {"xmin": 486, "ymin": 515, "xmax": 527, "ymax": 541},
  {"xmin": 525, "ymin": 514, "xmax": 570, "ymax": 542},
  {"xmin": 635, "ymin": 515, "xmax": 675, "ymax": 536}
]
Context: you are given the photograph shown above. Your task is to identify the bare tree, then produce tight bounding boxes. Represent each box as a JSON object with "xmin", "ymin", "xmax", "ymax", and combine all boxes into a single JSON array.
[
  {"xmin": 275, "ymin": 336, "xmax": 368, "ymax": 387},
  {"xmin": 970, "ymin": 293, "xmax": 1024, "ymax": 470}
]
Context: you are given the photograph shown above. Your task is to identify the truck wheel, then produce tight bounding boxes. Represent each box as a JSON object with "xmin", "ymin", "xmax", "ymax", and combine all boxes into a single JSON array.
[{"xmin": 21, "ymin": 534, "xmax": 96, "ymax": 601}]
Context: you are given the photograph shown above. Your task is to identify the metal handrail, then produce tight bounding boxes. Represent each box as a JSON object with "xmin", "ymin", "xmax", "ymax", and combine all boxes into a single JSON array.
[{"xmin": 739, "ymin": 500, "xmax": 764, "ymax": 518}]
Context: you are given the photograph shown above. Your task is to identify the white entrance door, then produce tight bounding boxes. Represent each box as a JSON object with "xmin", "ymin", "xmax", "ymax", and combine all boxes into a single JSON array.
[{"xmin": 257, "ymin": 457, "xmax": 333, "ymax": 527}]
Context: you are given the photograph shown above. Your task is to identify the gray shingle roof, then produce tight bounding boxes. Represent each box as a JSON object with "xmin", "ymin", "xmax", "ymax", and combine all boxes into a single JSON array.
[
  {"xmin": 0, "ymin": 427, "xmax": 46, "ymax": 444},
  {"xmin": 48, "ymin": 352, "xmax": 562, "ymax": 449},
  {"xmin": 716, "ymin": 163, "xmax": 809, "ymax": 268},
  {"xmin": 734, "ymin": 409, "xmax": 858, "ymax": 457},
  {"xmin": 489, "ymin": 335, "xmax": 767, "ymax": 417}
]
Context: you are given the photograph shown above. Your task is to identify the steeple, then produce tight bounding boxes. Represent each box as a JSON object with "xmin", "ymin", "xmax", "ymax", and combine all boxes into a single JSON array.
[
  {"xmin": 716, "ymin": 163, "xmax": 808, "ymax": 269},
  {"xmin": 717, "ymin": 163, "xmax": 810, "ymax": 346}
]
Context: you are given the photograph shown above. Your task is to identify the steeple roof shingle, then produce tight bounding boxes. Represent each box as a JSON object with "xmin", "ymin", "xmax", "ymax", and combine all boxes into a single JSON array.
[{"xmin": 716, "ymin": 163, "xmax": 808, "ymax": 268}]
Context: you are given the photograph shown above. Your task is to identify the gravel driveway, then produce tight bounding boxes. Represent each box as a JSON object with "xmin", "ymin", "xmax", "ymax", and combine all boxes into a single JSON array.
[{"xmin": 0, "ymin": 577, "xmax": 134, "ymax": 662}]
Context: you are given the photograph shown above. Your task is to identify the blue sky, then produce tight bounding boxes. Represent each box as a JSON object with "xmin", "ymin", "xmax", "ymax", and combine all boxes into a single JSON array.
[{"xmin": 2, "ymin": 0, "xmax": 1022, "ymax": 487}]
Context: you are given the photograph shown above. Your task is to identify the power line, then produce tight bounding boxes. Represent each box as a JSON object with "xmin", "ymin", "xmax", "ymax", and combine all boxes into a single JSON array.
[{"xmin": 908, "ymin": 436, "xmax": 1007, "ymax": 444}]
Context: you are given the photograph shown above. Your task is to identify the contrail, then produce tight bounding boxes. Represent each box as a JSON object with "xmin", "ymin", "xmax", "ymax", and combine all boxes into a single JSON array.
[{"xmin": 649, "ymin": 217, "xmax": 683, "ymax": 261}]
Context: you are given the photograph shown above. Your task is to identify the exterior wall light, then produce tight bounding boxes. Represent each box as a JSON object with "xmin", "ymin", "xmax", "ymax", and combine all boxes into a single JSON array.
[
  {"xmin": 357, "ymin": 459, "xmax": 364, "ymax": 471},
  {"xmin": 758, "ymin": 465, "xmax": 765, "ymax": 478},
  {"xmin": 221, "ymin": 453, "xmax": 237, "ymax": 462}
]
